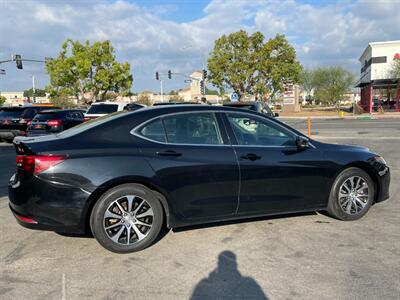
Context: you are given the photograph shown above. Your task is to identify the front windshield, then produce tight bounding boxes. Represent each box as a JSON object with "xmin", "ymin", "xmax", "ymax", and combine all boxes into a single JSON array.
[{"xmin": 57, "ymin": 111, "xmax": 126, "ymax": 138}]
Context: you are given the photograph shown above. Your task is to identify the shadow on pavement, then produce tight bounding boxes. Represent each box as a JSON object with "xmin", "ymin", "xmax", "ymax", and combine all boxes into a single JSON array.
[{"xmin": 190, "ymin": 250, "xmax": 268, "ymax": 300}]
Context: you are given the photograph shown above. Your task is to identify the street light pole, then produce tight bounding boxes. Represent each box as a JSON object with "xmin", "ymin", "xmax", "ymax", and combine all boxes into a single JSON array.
[
  {"xmin": 160, "ymin": 79, "xmax": 164, "ymax": 102},
  {"xmin": 32, "ymin": 75, "xmax": 36, "ymax": 103}
]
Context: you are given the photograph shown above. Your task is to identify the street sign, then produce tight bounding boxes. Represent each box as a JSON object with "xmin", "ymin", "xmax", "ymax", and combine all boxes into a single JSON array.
[
  {"xmin": 230, "ymin": 92, "xmax": 238, "ymax": 101},
  {"xmin": 0, "ymin": 69, "xmax": 5, "ymax": 75}
]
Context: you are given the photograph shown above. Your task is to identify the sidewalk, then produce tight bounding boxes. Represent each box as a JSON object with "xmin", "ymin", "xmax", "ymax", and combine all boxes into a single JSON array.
[{"xmin": 279, "ymin": 112, "xmax": 400, "ymax": 120}]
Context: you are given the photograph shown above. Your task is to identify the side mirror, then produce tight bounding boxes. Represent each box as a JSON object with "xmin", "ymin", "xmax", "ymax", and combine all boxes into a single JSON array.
[
  {"xmin": 274, "ymin": 112, "xmax": 279, "ymax": 117},
  {"xmin": 296, "ymin": 136, "xmax": 310, "ymax": 150}
]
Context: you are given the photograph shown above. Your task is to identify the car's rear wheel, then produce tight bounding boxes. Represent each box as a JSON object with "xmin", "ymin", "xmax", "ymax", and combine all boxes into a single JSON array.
[
  {"xmin": 327, "ymin": 167, "xmax": 374, "ymax": 221},
  {"xmin": 90, "ymin": 183, "xmax": 163, "ymax": 253}
]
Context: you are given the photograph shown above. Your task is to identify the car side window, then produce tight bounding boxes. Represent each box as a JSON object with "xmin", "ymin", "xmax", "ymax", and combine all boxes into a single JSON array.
[
  {"xmin": 139, "ymin": 119, "xmax": 166, "ymax": 143},
  {"xmin": 227, "ymin": 113, "xmax": 295, "ymax": 146},
  {"xmin": 162, "ymin": 113, "xmax": 222, "ymax": 145}
]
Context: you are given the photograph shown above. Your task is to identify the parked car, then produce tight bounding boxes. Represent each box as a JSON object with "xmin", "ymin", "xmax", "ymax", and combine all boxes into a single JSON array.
[
  {"xmin": 27, "ymin": 109, "xmax": 84, "ymax": 137},
  {"xmin": 84, "ymin": 102, "xmax": 127, "ymax": 121},
  {"xmin": 123, "ymin": 103, "xmax": 146, "ymax": 111},
  {"xmin": 223, "ymin": 101, "xmax": 279, "ymax": 117},
  {"xmin": 9, "ymin": 105, "xmax": 390, "ymax": 253},
  {"xmin": 0, "ymin": 104, "xmax": 60, "ymax": 142}
]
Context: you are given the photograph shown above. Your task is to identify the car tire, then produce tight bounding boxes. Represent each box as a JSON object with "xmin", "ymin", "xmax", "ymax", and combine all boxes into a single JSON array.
[
  {"xmin": 327, "ymin": 167, "xmax": 374, "ymax": 221},
  {"xmin": 90, "ymin": 183, "xmax": 164, "ymax": 253}
]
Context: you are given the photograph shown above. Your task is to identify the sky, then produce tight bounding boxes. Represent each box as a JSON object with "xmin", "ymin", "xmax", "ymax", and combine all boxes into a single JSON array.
[{"xmin": 0, "ymin": 0, "xmax": 400, "ymax": 93}]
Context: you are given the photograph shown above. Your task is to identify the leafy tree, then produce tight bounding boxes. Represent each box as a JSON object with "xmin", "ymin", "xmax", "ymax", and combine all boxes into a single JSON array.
[
  {"xmin": 23, "ymin": 88, "xmax": 46, "ymax": 98},
  {"xmin": 389, "ymin": 58, "xmax": 400, "ymax": 80},
  {"xmin": 168, "ymin": 90, "xmax": 178, "ymax": 95},
  {"xmin": 389, "ymin": 59, "xmax": 400, "ymax": 100},
  {"xmin": 0, "ymin": 95, "xmax": 6, "ymax": 106},
  {"xmin": 46, "ymin": 39, "xmax": 133, "ymax": 104},
  {"xmin": 299, "ymin": 69, "xmax": 316, "ymax": 103},
  {"xmin": 313, "ymin": 66, "xmax": 355, "ymax": 109},
  {"xmin": 208, "ymin": 30, "xmax": 302, "ymax": 101}
]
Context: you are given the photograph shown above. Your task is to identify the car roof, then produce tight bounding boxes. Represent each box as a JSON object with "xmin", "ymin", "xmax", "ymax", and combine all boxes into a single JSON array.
[
  {"xmin": 136, "ymin": 104, "xmax": 261, "ymax": 115},
  {"xmin": 223, "ymin": 102, "xmax": 259, "ymax": 106},
  {"xmin": 91, "ymin": 102, "xmax": 124, "ymax": 105},
  {"xmin": 37, "ymin": 109, "xmax": 81, "ymax": 113}
]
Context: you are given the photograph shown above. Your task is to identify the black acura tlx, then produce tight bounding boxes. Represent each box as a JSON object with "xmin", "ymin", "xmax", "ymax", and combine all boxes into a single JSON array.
[{"xmin": 8, "ymin": 105, "xmax": 390, "ymax": 253}]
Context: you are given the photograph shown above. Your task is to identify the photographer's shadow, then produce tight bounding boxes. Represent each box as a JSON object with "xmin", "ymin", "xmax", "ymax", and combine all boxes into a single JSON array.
[{"xmin": 190, "ymin": 250, "xmax": 268, "ymax": 300}]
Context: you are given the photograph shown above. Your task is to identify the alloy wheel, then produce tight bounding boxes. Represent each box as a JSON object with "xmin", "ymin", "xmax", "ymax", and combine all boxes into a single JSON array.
[
  {"xmin": 338, "ymin": 176, "xmax": 369, "ymax": 215},
  {"xmin": 103, "ymin": 195, "xmax": 154, "ymax": 245}
]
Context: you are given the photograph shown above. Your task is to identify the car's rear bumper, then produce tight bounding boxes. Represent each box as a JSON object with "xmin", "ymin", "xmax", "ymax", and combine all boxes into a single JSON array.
[{"xmin": 8, "ymin": 172, "xmax": 90, "ymax": 233}]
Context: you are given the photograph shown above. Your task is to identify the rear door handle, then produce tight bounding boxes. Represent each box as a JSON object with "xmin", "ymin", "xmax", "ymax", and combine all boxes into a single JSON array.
[
  {"xmin": 156, "ymin": 150, "xmax": 182, "ymax": 157},
  {"xmin": 240, "ymin": 153, "xmax": 261, "ymax": 161}
]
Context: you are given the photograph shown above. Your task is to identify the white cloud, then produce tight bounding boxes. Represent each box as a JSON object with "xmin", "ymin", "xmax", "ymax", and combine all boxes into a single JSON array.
[{"xmin": 0, "ymin": 0, "xmax": 399, "ymax": 92}]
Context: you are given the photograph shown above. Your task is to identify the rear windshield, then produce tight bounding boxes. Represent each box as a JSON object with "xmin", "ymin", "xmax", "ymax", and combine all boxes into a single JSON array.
[
  {"xmin": 34, "ymin": 112, "xmax": 61, "ymax": 120},
  {"xmin": 0, "ymin": 108, "xmax": 24, "ymax": 119},
  {"xmin": 20, "ymin": 106, "xmax": 59, "ymax": 119},
  {"xmin": 87, "ymin": 104, "xmax": 118, "ymax": 114},
  {"xmin": 56, "ymin": 111, "xmax": 126, "ymax": 138}
]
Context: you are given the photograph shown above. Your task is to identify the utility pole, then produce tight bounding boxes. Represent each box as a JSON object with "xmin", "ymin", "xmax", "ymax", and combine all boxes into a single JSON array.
[
  {"xmin": 32, "ymin": 75, "xmax": 36, "ymax": 103},
  {"xmin": 160, "ymin": 79, "xmax": 164, "ymax": 102}
]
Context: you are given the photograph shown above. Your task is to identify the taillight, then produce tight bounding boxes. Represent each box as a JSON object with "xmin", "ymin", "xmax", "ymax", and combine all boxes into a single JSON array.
[
  {"xmin": 27, "ymin": 121, "xmax": 32, "ymax": 126},
  {"xmin": 14, "ymin": 213, "xmax": 37, "ymax": 224},
  {"xmin": 16, "ymin": 155, "xmax": 67, "ymax": 174},
  {"xmin": 84, "ymin": 117, "xmax": 91, "ymax": 122},
  {"xmin": 47, "ymin": 119, "xmax": 63, "ymax": 127}
]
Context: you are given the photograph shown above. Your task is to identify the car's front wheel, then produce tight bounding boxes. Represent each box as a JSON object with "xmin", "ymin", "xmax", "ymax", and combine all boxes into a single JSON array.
[
  {"xmin": 327, "ymin": 167, "xmax": 374, "ymax": 221},
  {"xmin": 90, "ymin": 183, "xmax": 164, "ymax": 253}
]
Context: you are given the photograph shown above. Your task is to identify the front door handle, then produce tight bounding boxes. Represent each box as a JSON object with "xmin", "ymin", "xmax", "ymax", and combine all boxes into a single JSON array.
[
  {"xmin": 156, "ymin": 150, "xmax": 182, "ymax": 157},
  {"xmin": 240, "ymin": 153, "xmax": 261, "ymax": 161}
]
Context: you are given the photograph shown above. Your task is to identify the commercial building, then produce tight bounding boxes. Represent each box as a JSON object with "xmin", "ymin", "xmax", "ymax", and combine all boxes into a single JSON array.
[{"xmin": 356, "ymin": 40, "xmax": 400, "ymax": 112}]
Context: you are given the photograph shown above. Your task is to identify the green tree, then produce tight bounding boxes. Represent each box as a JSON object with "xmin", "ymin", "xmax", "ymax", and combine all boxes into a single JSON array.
[
  {"xmin": 168, "ymin": 90, "xmax": 178, "ymax": 95},
  {"xmin": 0, "ymin": 95, "xmax": 6, "ymax": 106},
  {"xmin": 313, "ymin": 66, "xmax": 355, "ymax": 109},
  {"xmin": 389, "ymin": 58, "xmax": 400, "ymax": 79},
  {"xmin": 299, "ymin": 69, "xmax": 316, "ymax": 103},
  {"xmin": 205, "ymin": 87, "xmax": 219, "ymax": 95},
  {"xmin": 46, "ymin": 39, "xmax": 133, "ymax": 104},
  {"xmin": 23, "ymin": 88, "xmax": 46, "ymax": 99},
  {"xmin": 208, "ymin": 30, "xmax": 301, "ymax": 101}
]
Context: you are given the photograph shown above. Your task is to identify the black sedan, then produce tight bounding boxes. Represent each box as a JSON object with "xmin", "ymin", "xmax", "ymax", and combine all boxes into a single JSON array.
[
  {"xmin": 9, "ymin": 105, "xmax": 390, "ymax": 253},
  {"xmin": 27, "ymin": 109, "xmax": 85, "ymax": 136}
]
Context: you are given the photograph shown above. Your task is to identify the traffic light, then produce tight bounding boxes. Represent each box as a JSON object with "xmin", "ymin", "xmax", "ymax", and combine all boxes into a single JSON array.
[
  {"xmin": 200, "ymin": 80, "xmax": 205, "ymax": 95},
  {"xmin": 168, "ymin": 70, "xmax": 172, "ymax": 79},
  {"xmin": 15, "ymin": 54, "xmax": 23, "ymax": 69},
  {"xmin": 155, "ymin": 72, "xmax": 159, "ymax": 80},
  {"xmin": 202, "ymin": 69, "xmax": 207, "ymax": 80}
]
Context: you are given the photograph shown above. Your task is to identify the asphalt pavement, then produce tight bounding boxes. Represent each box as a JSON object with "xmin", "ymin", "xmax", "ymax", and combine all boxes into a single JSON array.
[{"xmin": 0, "ymin": 119, "xmax": 399, "ymax": 300}]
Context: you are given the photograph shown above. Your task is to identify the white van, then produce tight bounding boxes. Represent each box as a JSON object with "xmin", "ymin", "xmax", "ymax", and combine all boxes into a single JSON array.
[{"xmin": 84, "ymin": 102, "xmax": 127, "ymax": 121}]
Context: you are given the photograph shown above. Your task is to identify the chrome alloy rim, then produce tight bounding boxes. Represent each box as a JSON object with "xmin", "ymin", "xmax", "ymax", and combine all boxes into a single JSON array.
[
  {"xmin": 338, "ymin": 176, "xmax": 369, "ymax": 215},
  {"xmin": 103, "ymin": 195, "xmax": 154, "ymax": 245}
]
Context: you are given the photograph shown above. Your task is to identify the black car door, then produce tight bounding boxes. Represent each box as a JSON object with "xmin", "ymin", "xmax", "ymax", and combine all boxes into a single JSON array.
[
  {"xmin": 135, "ymin": 112, "xmax": 239, "ymax": 222},
  {"xmin": 223, "ymin": 112, "xmax": 331, "ymax": 215}
]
